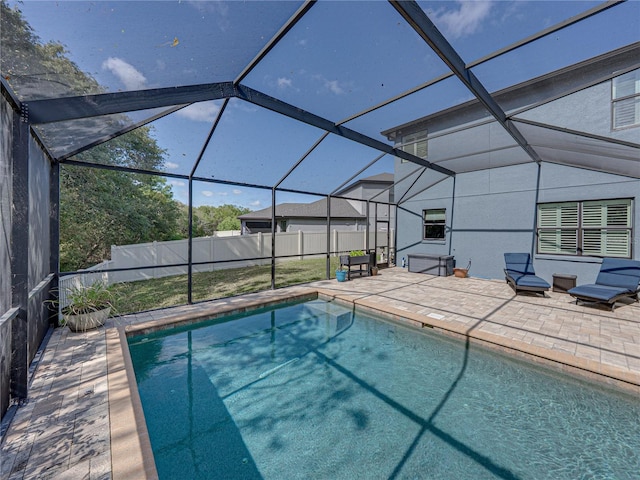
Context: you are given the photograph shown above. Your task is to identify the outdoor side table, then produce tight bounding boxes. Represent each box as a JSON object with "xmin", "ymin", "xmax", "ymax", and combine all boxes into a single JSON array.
[{"xmin": 553, "ymin": 273, "xmax": 577, "ymax": 293}]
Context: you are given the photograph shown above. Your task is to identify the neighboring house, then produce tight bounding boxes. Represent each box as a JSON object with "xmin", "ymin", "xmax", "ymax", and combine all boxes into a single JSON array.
[
  {"xmin": 239, "ymin": 198, "xmax": 365, "ymax": 234},
  {"xmin": 383, "ymin": 43, "xmax": 640, "ymax": 284},
  {"xmin": 333, "ymin": 172, "xmax": 395, "ymax": 211},
  {"xmin": 239, "ymin": 173, "xmax": 393, "ymax": 234}
]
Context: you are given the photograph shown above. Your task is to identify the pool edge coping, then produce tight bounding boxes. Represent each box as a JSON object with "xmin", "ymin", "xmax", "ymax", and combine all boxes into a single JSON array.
[{"xmin": 107, "ymin": 287, "xmax": 640, "ymax": 480}]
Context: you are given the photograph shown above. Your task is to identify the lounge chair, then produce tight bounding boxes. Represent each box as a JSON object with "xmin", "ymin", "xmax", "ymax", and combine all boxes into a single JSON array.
[
  {"xmin": 504, "ymin": 253, "xmax": 550, "ymax": 296},
  {"xmin": 568, "ymin": 258, "xmax": 640, "ymax": 310}
]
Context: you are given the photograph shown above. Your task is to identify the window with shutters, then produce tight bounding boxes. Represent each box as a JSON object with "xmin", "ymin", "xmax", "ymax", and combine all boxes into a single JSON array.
[
  {"xmin": 399, "ymin": 130, "xmax": 428, "ymax": 163},
  {"xmin": 423, "ymin": 208, "xmax": 446, "ymax": 240},
  {"xmin": 537, "ymin": 199, "xmax": 632, "ymax": 258},
  {"xmin": 612, "ymin": 68, "xmax": 640, "ymax": 129}
]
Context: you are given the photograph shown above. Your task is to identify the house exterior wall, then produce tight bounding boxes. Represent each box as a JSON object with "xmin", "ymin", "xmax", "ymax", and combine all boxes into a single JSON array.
[
  {"xmin": 288, "ymin": 218, "xmax": 363, "ymax": 232},
  {"xmin": 395, "ymin": 72, "xmax": 640, "ymax": 285},
  {"xmin": 396, "ymin": 162, "xmax": 640, "ymax": 285},
  {"xmin": 517, "ymin": 80, "xmax": 639, "ymax": 144}
]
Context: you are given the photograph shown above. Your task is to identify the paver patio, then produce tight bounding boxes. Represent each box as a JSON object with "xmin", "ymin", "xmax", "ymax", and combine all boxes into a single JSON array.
[{"xmin": 2, "ymin": 268, "xmax": 639, "ymax": 479}]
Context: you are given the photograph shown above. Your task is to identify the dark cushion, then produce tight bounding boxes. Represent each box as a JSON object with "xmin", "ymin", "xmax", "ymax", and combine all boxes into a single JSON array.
[
  {"xmin": 504, "ymin": 253, "xmax": 536, "ymax": 275},
  {"xmin": 568, "ymin": 284, "xmax": 631, "ymax": 302},
  {"xmin": 505, "ymin": 270, "xmax": 550, "ymax": 288},
  {"xmin": 595, "ymin": 258, "xmax": 640, "ymax": 291}
]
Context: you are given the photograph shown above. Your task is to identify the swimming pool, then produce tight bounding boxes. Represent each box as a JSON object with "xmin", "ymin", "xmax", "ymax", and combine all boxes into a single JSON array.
[{"xmin": 128, "ymin": 299, "xmax": 640, "ymax": 479}]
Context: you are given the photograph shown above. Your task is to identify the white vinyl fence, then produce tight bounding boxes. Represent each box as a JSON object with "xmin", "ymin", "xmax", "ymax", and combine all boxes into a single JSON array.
[{"xmin": 59, "ymin": 230, "xmax": 393, "ymax": 300}]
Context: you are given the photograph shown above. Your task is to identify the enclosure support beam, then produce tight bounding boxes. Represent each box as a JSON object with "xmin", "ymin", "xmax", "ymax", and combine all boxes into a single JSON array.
[
  {"xmin": 271, "ymin": 189, "xmax": 277, "ymax": 290},
  {"xmin": 234, "ymin": 84, "xmax": 456, "ymax": 177},
  {"xmin": 326, "ymin": 195, "xmax": 331, "ymax": 280},
  {"xmin": 49, "ymin": 161, "xmax": 60, "ymax": 327},
  {"xmin": 187, "ymin": 180, "xmax": 193, "ymax": 304},
  {"xmin": 10, "ymin": 110, "xmax": 30, "ymax": 402},
  {"xmin": 26, "ymin": 82, "xmax": 236, "ymax": 124},
  {"xmin": 390, "ymin": 0, "xmax": 542, "ymax": 164}
]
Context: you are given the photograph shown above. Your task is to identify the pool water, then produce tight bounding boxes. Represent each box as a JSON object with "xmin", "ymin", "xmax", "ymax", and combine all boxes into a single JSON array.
[{"xmin": 128, "ymin": 299, "xmax": 640, "ymax": 479}]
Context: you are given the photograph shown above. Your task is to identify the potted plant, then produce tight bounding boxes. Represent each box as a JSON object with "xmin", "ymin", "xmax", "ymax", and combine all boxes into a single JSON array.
[
  {"xmin": 453, "ymin": 259, "xmax": 471, "ymax": 278},
  {"xmin": 339, "ymin": 250, "xmax": 373, "ymax": 279},
  {"xmin": 56, "ymin": 281, "xmax": 117, "ymax": 332}
]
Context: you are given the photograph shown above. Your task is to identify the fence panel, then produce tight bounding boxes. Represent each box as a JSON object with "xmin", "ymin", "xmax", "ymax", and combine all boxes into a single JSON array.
[{"xmin": 60, "ymin": 230, "xmax": 389, "ymax": 290}]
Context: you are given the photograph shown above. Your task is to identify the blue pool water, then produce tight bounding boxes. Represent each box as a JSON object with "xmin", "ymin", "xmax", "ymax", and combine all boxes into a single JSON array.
[{"xmin": 128, "ymin": 299, "xmax": 640, "ymax": 479}]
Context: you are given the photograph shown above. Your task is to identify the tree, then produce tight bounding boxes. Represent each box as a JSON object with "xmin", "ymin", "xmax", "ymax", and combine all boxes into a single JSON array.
[
  {"xmin": 1, "ymin": 2, "xmax": 183, "ymax": 272},
  {"xmin": 177, "ymin": 204, "xmax": 251, "ymax": 238},
  {"xmin": 60, "ymin": 128, "xmax": 181, "ymax": 271}
]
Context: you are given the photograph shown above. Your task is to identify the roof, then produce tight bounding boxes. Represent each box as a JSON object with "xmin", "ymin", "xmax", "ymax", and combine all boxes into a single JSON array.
[{"xmin": 239, "ymin": 197, "xmax": 365, "ymax": 221}]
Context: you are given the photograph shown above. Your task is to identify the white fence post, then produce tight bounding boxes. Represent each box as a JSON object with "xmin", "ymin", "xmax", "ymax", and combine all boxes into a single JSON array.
[
  {"xmin": 214, "ymin": 236, "xmax": 218, "ymax": 272},
  {"xmin": 298, "ymin": 230, "xmax": 303, "ymax": 260}
]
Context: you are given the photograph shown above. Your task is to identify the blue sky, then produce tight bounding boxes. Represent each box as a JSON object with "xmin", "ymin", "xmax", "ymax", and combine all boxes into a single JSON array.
[{"xmin": 11, "ymin": 0, "xmax": 639, "ymax": 208}]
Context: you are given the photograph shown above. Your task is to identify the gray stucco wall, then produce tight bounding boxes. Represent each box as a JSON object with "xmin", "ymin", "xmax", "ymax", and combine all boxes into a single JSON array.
[
  {"xmin": 287, "ymin": 219, "xmax": 363, "ymax": 232},
  {"xmin": 396, "ymin": 162, "xmax": 640, "ymax": 286},
  {"xmin": 1, "ymin": 95, "xmax": 14, "ymax": 418},
  {"xmin": 517, "ymin": 80, "xmax": 640, "ymax": 144}
]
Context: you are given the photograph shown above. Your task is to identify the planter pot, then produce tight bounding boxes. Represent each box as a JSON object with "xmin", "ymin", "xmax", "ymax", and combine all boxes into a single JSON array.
[
  {"xmin": 336, "ymin": 270, "xmax": 348, "ymax": 282},
  {"xmin": 453, "ymin": 268, "xmax": 468, "ymax": 278},
  {"xmin": 371, "ymin": 266, "xmax": 379, "ymax": 276},
  {"xmin": 63, "ymin": 307, "xmax": 111, "ymax": 332}
]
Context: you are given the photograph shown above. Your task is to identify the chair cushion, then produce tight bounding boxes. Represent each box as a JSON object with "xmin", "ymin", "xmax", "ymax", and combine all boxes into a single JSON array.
[
  {"xmin": 595, "ymin": 258, "xmax": 640, "ymax": 291},
  {"xmin": 504, "ymin": 253, "xmax": 536, "ymax": 275},
  {"xmin": 568, "ymin": 284, "xmax": 631, "ymax": 302},
  {"xmin": 506, "ymin": 270, "xmax": 550, "ymax": 288}
]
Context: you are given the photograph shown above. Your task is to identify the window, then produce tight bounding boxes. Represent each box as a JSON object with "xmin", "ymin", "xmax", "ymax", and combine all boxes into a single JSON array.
[
  {"xmin": 537, "ymin": 199, "xmax": 632, "ymax": 258},
  {"xmin": 612, "ymin": 68, "xmax": 640, "ymax": 129},
  {"xmin": 399, "ymin": 130, "xmax": 428, "ymax": 163},
  {"xmin": 423, "ymin": 208, "xmax": 446, "ymax": 240}
]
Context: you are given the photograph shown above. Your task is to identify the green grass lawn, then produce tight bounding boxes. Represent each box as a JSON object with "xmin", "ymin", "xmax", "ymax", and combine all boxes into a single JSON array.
[{"xmin": 110, "ymin": 257, "xmax": 340, "ymax": 314}]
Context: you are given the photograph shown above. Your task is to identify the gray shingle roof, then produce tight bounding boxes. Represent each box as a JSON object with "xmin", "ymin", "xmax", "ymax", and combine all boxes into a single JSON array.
[{"xmin": 238, "ymin": 197, "xmax": 365, "ymax": 220}]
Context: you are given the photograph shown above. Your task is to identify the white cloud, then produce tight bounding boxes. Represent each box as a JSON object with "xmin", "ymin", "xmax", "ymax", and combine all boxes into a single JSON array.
[
  {"xmin": 169, "ymin": 180, "xmax": 186, "ymax": 187},
  {"xmin": 201, "ymin": 191, "xmax": 214, "ymax": 197},
  {"xmin": 430, "ymin": 1, "xmax": 493, "ymax": 39},
  {"xmin": 324, "ymin": 79, "xmax": 345, "ymax": 95},
  {"xmin": 232, "ymin": 189, "xmax": 242, "ymax": 195},
  {"xmin": 312, "ymin": 74, "xmax": 350, "ymax": 95},
  {"xmin": 187, "ymin": 1, "xmax": 230, "ymax": 31},
  {"xmin": 277, "ymin": 77, "xmax": 293, "ymax": 89},
  {"xmin": 165, "ymin": 161, "xmax": 179, "ymax": 170},
  {"xmin": 177, "ymin": 102, "xmax": 221, "ymax": 122},
  {"xmin": 249, "ymin": 200, "xmax": 262, "ymax": 207},
  {"xmin": 102, "ymin": 57, "xmax": 147, "ymax": 90}
]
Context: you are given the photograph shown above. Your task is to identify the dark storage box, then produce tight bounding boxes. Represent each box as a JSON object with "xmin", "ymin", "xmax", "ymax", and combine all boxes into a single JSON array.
[
  {"xmin": 407, "ymin": 254, "xmax": 454, "ymax": 276},
  {"xmin": 553, "ymin": 273, "xmax": 577, "ymax": 293}
]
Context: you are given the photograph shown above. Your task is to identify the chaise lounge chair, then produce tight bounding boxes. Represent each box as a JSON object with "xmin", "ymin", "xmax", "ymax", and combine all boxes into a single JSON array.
[
  {"xmin": 504, "ymin": 253, "xmax": 550, "ymax": 296},
  {"xmin": 568, "ymin": 258, "xmax": 640, "ymax": 310}
]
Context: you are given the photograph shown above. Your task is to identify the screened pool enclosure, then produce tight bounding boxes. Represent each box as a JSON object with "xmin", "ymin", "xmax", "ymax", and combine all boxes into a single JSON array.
[{"xmin": 1, "ymin": 0, "xmax": 639, "ymax": 417}]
